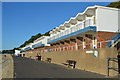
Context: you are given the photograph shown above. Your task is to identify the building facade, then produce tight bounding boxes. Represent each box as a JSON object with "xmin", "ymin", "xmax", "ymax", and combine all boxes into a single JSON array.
[{"xmin": 21, "ymin": 5, "xmax": 120, "ymax": 54}]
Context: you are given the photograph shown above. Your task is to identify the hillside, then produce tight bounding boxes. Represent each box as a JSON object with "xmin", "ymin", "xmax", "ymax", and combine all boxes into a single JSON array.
[
  {"xmin": 20, "ymin": 31, "xmax": 50, "ymax": 48},
  {"xmin": 106, "ymin": 1, "xmax": 120, "ymax": 8}
]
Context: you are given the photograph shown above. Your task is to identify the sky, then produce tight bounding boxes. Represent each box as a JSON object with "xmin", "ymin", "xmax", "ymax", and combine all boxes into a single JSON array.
[
  {"xmin": 2, "ymin": 2, "xmax": 111, "ymax": 51},
  {"xmin": 0, "ymin": 2, "xmax": 2, "ymax": 51},
  {"xmin": 2, "ymin": 0, "xmax": 117, "ymax": 2}
]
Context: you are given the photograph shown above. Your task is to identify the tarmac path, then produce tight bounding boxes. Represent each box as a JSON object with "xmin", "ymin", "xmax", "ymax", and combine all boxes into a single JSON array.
[{"xmin": 13, "ymin": 56, "xmax": 106, "ymax": 78}]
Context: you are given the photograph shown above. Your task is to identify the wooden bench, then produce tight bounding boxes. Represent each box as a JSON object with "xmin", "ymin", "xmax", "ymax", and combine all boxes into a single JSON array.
[
  {"xmin": 63, "ymin": 60, "xmax": 76, "ymax": 68},
  {"xmin": 34, "ymin": 56, "xmax": 41, "ymax": 60},
  {"xmin": 45, "ymin": 58, "xmax": 51, "ymax": 63}
]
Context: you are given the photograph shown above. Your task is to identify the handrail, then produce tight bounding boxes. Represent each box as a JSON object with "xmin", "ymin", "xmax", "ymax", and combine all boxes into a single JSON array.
[
  {"xmin": 106, "ymin": 58, "xmax": 120, "ymax": 76},
  {"xmin": 107, "ymin": 33, "xmax": 120, "ymax": 47}
]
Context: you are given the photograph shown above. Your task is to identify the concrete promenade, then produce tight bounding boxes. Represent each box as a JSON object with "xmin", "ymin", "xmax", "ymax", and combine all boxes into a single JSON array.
[
  {"xmin": 13, "ymin": 56, "xmax": 106, "ymax": 78},
  {"xmin": 2, "ymin": 54, "xmax": 13, "ymax": 79}
]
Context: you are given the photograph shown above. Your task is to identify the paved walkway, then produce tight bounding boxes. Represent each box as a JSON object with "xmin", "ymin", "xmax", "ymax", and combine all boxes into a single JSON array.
[{"xmin": 13, "ymin": 56, "xmax": 106, "ymax": 78}]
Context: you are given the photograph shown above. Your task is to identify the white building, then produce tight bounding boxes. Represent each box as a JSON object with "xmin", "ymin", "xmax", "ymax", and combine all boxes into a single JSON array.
[
  {"xmin": 32, "ymin": 36, "xmax": 50, "ymax": 48},
  {"xmin": 48, "ymin": 5, "xmax": 120, "ymax": 45},
  {"xmin": 14, "ymin": 50, "xmax": 21, "ymax": 56},
  {"xmin": 21, "ymin": 36, "xmax": 50, "ymax": 52},
  {"xmin": 21, "ymin": 5, "xmax": 120, "ymax": 52}
]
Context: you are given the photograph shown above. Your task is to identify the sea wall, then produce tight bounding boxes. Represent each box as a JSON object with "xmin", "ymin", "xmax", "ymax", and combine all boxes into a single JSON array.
[
  {"xmin": 0, "ymin": 54, "xmax": 2, "ymax": 79},
  {"xmin": 23, "ymin": 47, "xmax": 118, "ymax": 76}
]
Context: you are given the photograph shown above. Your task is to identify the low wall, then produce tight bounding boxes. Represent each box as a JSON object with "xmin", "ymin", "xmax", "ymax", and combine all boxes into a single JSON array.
[
  {"xmin": 23, "ymin": 47, "xmax": 118, "ymax": 76},
  {"xmin": 2, "ymin": 54, "xmax": 14, "ymax": 78},
  {"xmin": 0, "ymin": 54, "xmax": 2, "ymax": 79}
]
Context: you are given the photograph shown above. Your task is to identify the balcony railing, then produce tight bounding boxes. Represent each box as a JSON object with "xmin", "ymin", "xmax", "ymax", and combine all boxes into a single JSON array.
[
  {"xmin": 32, "ymin": 43, "xmax": 44, "ymax": 48},
  {"xmin": 48, "ymin": 19, "xmax": 95, "ymax": 43},
  {"xmin": 21, "ymin": 47, "xmax": 31, "ymax": 51}
]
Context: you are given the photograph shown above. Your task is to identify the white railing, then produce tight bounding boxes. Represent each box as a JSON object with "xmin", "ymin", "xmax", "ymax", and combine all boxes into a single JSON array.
[{"xmin": 48, "ymin": 19, "xmax": 94, "ymax": 42}]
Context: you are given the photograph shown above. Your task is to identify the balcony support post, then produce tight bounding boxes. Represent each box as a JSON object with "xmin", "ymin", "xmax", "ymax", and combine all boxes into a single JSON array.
[
  {"xmin": 92, "ymin": 34, "xmax": 97, "ymax": 49},
  {"xmin": 75, "ymin": 38, "xmax": 79, "ymax": 50},
  {"xmin": 83, "ymin": 35, "xmax": 86, "ymax": 49}
]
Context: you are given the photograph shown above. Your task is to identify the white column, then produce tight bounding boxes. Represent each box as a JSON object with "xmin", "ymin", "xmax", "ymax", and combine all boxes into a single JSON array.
[
  {"xmin": 83, "ymin": 35, "xmax": 86, "ymax": 49},
  {"xmin": 75, "ymin": 42, "xmax": 78, "ymax": 50},
  {"xmin": 95, "ymin": 37, "xmax": 97, "ymax": 48},
  {"xmin": 92, "ymin": 35, "xmax": 97, "ymax": 49},
  {"xmin": 75, "ymin": 38, "xmax": 78, "ymax": 50},
  {"xmin": 59, "ymin": 47, "xmax": 61, "ymax": 51}
]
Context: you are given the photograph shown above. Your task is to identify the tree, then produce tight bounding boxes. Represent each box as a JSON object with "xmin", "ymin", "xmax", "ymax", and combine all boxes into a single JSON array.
[
  {"xmin": 42, "ymin": 31, "xmax": 50, "ymax": 36},
  {"xmin": 19, "ymin": 33, "xmax": 43, "ymax": 48},
  {"xmin": 106, "ymin": 1, "xmax": 120, "ymax": 9}
]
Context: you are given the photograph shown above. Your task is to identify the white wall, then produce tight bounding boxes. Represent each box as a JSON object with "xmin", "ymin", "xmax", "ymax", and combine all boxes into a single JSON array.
[
  {"xmin": 15, "ymin": 50, "xmax": 20, "ymax": 56},
  {"xmin": 42, "ymin": 37, "xmax": 47, "ymax": 44},
  {"xmin": 118, "ymin": 9, "xmax": 120, "ymax": 32},
  {"xmin": 96, "ymin": 7, "xmax": 119, "ymax": 32}
]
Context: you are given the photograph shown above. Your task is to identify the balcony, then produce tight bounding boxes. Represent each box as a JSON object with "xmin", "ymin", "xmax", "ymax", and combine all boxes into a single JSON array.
[
  {"xmin": 48, "ymin": 19, "xmax": 96, "ymax": 44},
  {"xmin": 32, "ymin": 43, "xmax": 45, "ymax": 48},
  {"xmin": 21, "ymin": 47, "xmax": 31, "ymax": 52}
]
